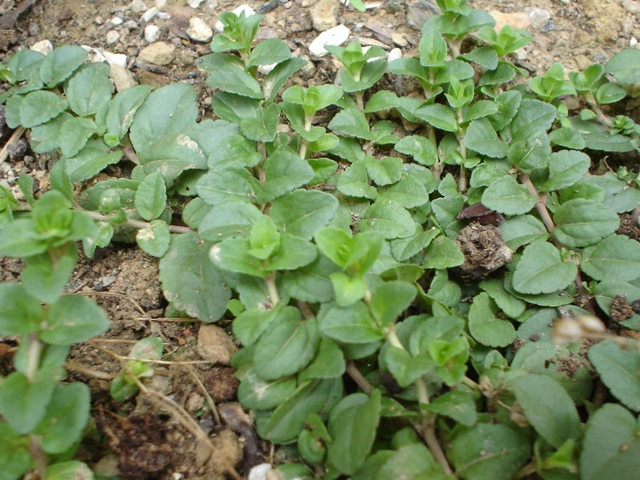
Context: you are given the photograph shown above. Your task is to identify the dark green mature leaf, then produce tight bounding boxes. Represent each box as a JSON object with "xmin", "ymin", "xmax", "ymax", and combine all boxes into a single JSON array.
[
  {"xmin": 364, "ymin": 156, "xmax": 403, "ymax": 186},
  {"xmin": 479, "ymin": 279, "xmax": 526, "ymax": 319},
  {"xmin": 240, "ymin": 103, "xmax": 280, "ymax": 142},
  {"xmin": 159, "ymin": 233, "xmax": 231, "ymax": 322},
  {"xmin": 337, "ymin": 161, "xmax": 377, "ymax": 199},
  {"xmin": 282, "ymin": 255, "xmax": 337, "ymax": 303},
  {"xmin": 482, "ymin": 176, "xmax": 536, "ymax": 215},
  {"xmin": 267, "ymin": 233, "xmax": 317, "ymax": 271},
  {"xmin": 211, "ymin": 236, "xmax": 265, "ymax": 277},
  {"xmin": 581, "ymin": 234, "xmax": 640, "ymax": 281},
  {"xmin": 390, "ymin": 227, "xmax": 439, "ymax": 261},
  {"xmin": 394, "ymin": 135, "xmax": 437, "ymax": 167},
  {"xmin": 34, "ymin": 383, "xmax": 90, "ymax": 454},
  {"xmin": 259, "ymin": 150, "xmax": 314, "ymax": 202},
  {"xmin": 263, "ymin": 57, "xmax": 307, "ymax": 104},
  {"xmin": 0, "ymin": 423, "xmax": 33, "ymax": 480},
  {"xmin": 376, "ymin": 444, "xmax": 447, "ymax": 480},
  {"xmin": 137, "ymin": 133, "xmax": 207, "ymax": 186},
  {"xmin": 39, "ymin": 45, "xmax": 87, "ymax": 88},
  {"xmin": 468, "ymin": 292, "xmax": 516, "ymax": 347},
  {"xmin": 328, "ymin": 108, "xmax": 373, "ymax": 140},
  {"xmin": 582, "ymin": 172, "xmax": 640, "ymax": 213},
  {"xmin": 500, "ymin": 215, "xmax": 548, "ymax": 250},
  {"xmin": 63, "ymin": 144, "xmax": 123, "ymax": 182},
  {"xmin": 370, "ymin": 281, "xmax": 416, "ymax": 328},
  {"xmin": 512, "ymin": 374, "xmax": 581, "ymax": 448},
  {"xmin": 385, "ymin": 347, "xmax": 432, "ymax": 388},
  {"xmin": 450, "ymin": 423, "xmax": 531, "ymax": 480},
  {"xmin": 553, "ymin": 199, "xmax": 619, "ymax": 248},
  {"xmin": 425, "ymin": 390, "xmax": 477, "ymax": 426},
  {"xmin": 580, "ymin": 404, "xmax": 640, "ymax": 480},
  {"xmin": 259, "ymin": 379, "xmax": 342, "ymax": 443},
  {"xmin": 198, "ymin": 201, "xmax": 263, "ymax": 241},
  {"xmin": 29, "ymin": 112, "xmax": 72, "ymax": 153},
  {"xmin": 22, "ymin": 250, "xmax": 77, "ymax": 304},
  {"xmin": 40, "ymin": 295, "xmax": 109, "ymax": 345},
  {"xmin": 248, "ymin": 38, "xmax": 291, "ymax": 67},
  {"xmin": 8, "ymin": 48, "xmax": 44, "ymax": 81},
  {"xmin": 238, "ymin": 368, "xmax": 297, "ymax": 410},
  {"xmin": 542, "ymin": 150, "xmax": 591, "ymax": 192},
  {"xmin": 270, "ymin": 190, "xmax": 338, "ymax": 240},
  {"xmin": 360, "ymin": 200, "xmax": 416, "ymax": 239},
  {"xmin": 511, "ymin": 99, "xmax": 556, "ymax": 141},
  {"xmin": 254, "ymin": 313, "xmax": 320, "ymax": 381},
  {"xmin": 320, "ymin": 302, "xmax": 384, "ymax": 343},
  {"xmin": 0, "ymin": 283, "xmax": 42, "ymax": 336},
  {"xmin": 196, "ymin": 167, "xmax": 258, "ymax": 205},
  {"xmin": 0, "ymin": 371, "xmax": 57, "ymax": 434},
  {"xmin": 605, "ymin": 48, "xmax": 640, "ymax": 84},
  {"xmin": 512, "ymin": 242, "xmax": 577, "ymax": 295},
  {"xmin": 198, "ymin": 53, "xmax": 263, "ymax": 98},
  {"xmin": 134, "ymin": 171, "xmax": 167, "ymax": 220},
  {"xmin": 136, "ymin": 219, "xmax": 170, "ymax": 257},
  {"xmin": 328, "ymin": 391, "xmax": 381, "ymax": 475},
  {"xmin": 66, "ymin": 62, "xmax": 112, "ymax": 116},
  {"xmin": 19, "ymin": 90, "xmax": 67, "ymax": 128},
  {"xmin": 589, "ymin": 340, "xmax": 640, "ymax": 412},
  {"xmin": 414, "ymin": 103, "xmax": 458, "ymax": 132},
  {"xmin": 105, "ymin": 85, "xmax": 153, "ymax": 141},
  {"xmin": 423, "ymin": 235, "xmax": 465, "ymax": 269},
  {"xmin": 59, "ymin": 117, "xmax": 96, "ymax": 157},
  {"xmin": 299, "ymin": 337, "xmax": 346, "ymax": 382},
  {"xmin": 464, "ymin": 118, "xmax": 508, "ymax": 158}
]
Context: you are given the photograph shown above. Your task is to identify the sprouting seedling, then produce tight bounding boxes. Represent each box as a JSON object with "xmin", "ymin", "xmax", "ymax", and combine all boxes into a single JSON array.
[{"xmin": 110, "ymin": 336, "xmax": 164, "ymax": 401}]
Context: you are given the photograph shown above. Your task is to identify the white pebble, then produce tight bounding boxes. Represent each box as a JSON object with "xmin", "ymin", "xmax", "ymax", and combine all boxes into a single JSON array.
[
  {"xmin": 106, "ymin": 30, "xmax": 121, "ymax": 45},
  {"xmin": 387, "ymin": 47, "xmax": 402, "ymax": 64},
  {"xmin": 144, "ymin": 24, "xmax": 160, "ymax": 43},
  {"xmin": 155, "ymin": 0, "xmax": 167, "ymax": 9},
  {"xmin": 187, "ymin": 17, "xmax": 213, "ymax": 42},
  {"xmin": 131, "ymin": 0, "xmax": 148, "ymax": 13},
  {"xmin": 157, "ymin": 11, "xmax": 171, "ymax": 19},
  {"xmin": 103, "ymin": 51, "xmax": 128, "ymax": 68},
  {"xmin": 258, "ymin": 63, "xmax": 277, "ymax": 75},
  {"xmin": 31, "ymin": 39, "xmax": 53, "ymax": 55},
  {"xmin": 308, "ymin": 24, "xmax": 350, "ymax": 57},
  {"xmin": 187, "ymin": 0, "xmax": 203, "ymax": 7},
  {"xmin": 110, "ymin": 16, "xmax": 124, "ymax": 26},
  {"xmin": 141, "ymin": 7, "xmax": 158, "ymax": 22},
  {"xmin": 215, "ymin": 4, "xmax": 255, "ymax": 32},
  {"xmin": 631, "ymin": 37, "xmax": 638, "ymax": 47},
  {"xmin": 248, "ymin": 464, "xmax": 273, "ymax": 480}
]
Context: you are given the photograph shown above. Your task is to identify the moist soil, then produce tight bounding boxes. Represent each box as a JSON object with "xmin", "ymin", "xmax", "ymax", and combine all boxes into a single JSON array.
[{"xmin": 1, "ymin": 0, "xmax": 640, "ymax": 478}]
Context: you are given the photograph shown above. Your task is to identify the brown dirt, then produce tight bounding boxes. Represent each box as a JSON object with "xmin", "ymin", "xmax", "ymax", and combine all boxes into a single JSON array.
[{"xmin": 0, "ymin": 0, "xmax": 638, "ymax": 478}]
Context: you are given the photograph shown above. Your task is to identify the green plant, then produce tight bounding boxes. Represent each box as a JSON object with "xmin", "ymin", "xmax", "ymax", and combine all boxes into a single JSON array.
[{"xmin": 2, "ymin": 1, "xmax": 640, "ymax": 478}]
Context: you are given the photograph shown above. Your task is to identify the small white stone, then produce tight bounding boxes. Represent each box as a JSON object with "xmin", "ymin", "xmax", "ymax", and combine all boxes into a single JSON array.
[
  {"xmin": 186, "ymin": 17, "xmax": 213, "ymax": 42},
  {"xmin": 110, "ymin": 65, "xmax": 137, "ymax": 91},
  {"xmin": 248, "ymin": 464, "xmax": 273, "ymax": 480},
  {"xmin": 131, "ymin": 0, "xmax": 148, "ymax": 13},
  {"xmin": 103, "ymin": 51, "xmax": 128, "ymax": 68},
  {"xmin": 308, "ymin": 24, "xmax": 350, "ymax": 57},
  {"xmin": 157, "ymin": 12, "xmax": 171, "ymax": 19},
  {"xmin": 110, "ymin": 16, "xmax": 124, "ymax": 26},
  {"xmin": 187, "ymin": 0, "xmax": 203, "ymax": 7},
  {"xmin": 155, "ymin": 0, "xmax": 167, "ymax": 9},
  {"xmin": 387, "ymin": 47, "xmax": 402, "ymax": 63},
  {"xmin": 106, "ymin": 30, "xmax": 120, "ymax": 45},
  {"xmin": 144, "ymin": 24, "xmax": 160, "ymax": 43},
  {"xmin": 631, "ymin": 37, "xmax": 638, "ymax": 47},
  {"xmin": 123, "ymin": 20, "xmax": 137, "ymax": 30},
  {"xmin": 30, "ymin": 39, "xmax": 53, "ymax": 55},
  {"xmin": 95, "ymin": 16, "xmax": 105, "ymax": 25},
  {"xmin": 215, "ymin": 4, "xmax": 255, "ymax": 31},
  {"xmin": 258, "ymin": 63, "xmax": 277, "ymax": 75},
  {"xmin": 141, "ymin": 7, "xmax": 158, "ymax": 22}
]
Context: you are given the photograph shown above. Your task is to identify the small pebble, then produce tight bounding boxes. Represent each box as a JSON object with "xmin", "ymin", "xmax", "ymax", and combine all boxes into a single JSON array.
[
  {"xmin": 103, "ymin": 51, "xmax": 128, "ymax": 68},
  {"xmin": 387, "ymin": 47, "xmax": 402, "ymax": 63},
  {"xmin": 623, "ymin": 0, "xmax": 640, "ymax": 14},
  {"xmin": 156, "ymin": 0, "xmax": 167, "ymax": 9},
  {"xmin": 391, "ymin": 32, "xmax": 407, "ymax": 47},
  {"xmin": 144, "ymin": 24, "xmax": 160, "ymax": 42},
  {"xmin": 310, "ymin": 0, "xmax": 339, "ymax": 32},
  {"xmin": 186, "ymin": 17, "xmax": 213, "ymax": 42},
  {"xmin": 106, "ymin": 30, "xmax": 120, "ymax": 45},
  {"xmin": 525, "ymin": 7, "xmax": 551, "ymax": 31},
  {"xmin": 187, "ymin": 0, "xmax": 203, "ymax": 7},
  {"xmin": 110, "ymin": 16, "xmax": 124, "ymax": 26},
  {"xmin": 95, "ymin": 16, "xmax": 105, "ymax": 25},
  {"xmin": 157, "ymin": 12, "xmax": 171, "ymax": 19},
  {"xmin": 308, "ymin": 24, "xmax": 350, "ymax": 56},
  {"xmin": 131, "ymin": 0, "xmax": 148, "ymax": 13},
  {"xmin": 123, "ymin": 20, "xmax": 137, "ymax": 30},
  {"xmin": 141, "ymin": 7, "xmax": 159, "ymax": 23},
  {"xmin": 248, "ymin": 464, "xmax": 274, "ymax": 480},
  {"xmin": 139, "ymin": 41, "xmax": 175, "ymax": 65},
  {"xmin": 30, "ymin": 39, "xmax": 53, "ymax": 55},
  {"xmin": 110, "ymin": 65, "xmax": 137, "ymax": 91}
]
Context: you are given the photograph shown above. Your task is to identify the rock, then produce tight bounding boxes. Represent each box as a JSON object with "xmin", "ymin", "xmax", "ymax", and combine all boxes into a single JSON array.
[
  {"xmin": 156, "ymin": 0, "xmax": 167, "ymax": 8},
  {"xmin": 103, "ymin": 51, "xmax": 127, "ymax": 68},
  {"xmin": 187, "ymin": 0, "xmax": 203, "ymax": 7},
  {"xmin": 391, "ymin": 32, "xmax": 407, "ymax": 47},
  {"xmin": 525, "ymin": 7, "xmax": 551, "ymax": 31},
  {"xmin": 110, "ymin": 16, "xmax": 124, "ymax": 26},
  {"xmin": 186, "ymin": 17, "xmax": 213, "ymax": 42},
  {"xmin": 141, "ymin": 7, "xmax": 159, "ymax": 23},
  {"xmin": 144, "ymin": 24, "xmax": 160, "ymax": 42},
  {"xmin": 196, "ymin": 324, "xmax": 238, "ymax": 365},
  {"xmin": 110, "ymin": 65, "xmax": 137, "ymax": 91},
  {"xmin": 249, "ymin": 464, "xmax": 274, "ymax": 480},
  {"xmin": 623, "ymin": 0, "xmax": 640, "ymax": 13},
  {"xmin": 310, "ymin": 0, "xmax": 339, "ymax": 32},
  {"xmin": 216, "ymin": 4, "xmax": 255, "ymax": 31},
  {"xmin": 185, "ymin": 393, "xmax": 204, "ymax": 412},
  {"xmin": 139, "ymin": 41, "xmax": 175, "ymax": 65},
  {"xmin": 407, "ymin": 0, "xmax": 439, "ymax": 31},
  {"xmin": 106, "ymin": 30, "xmax": 120, "ymax": 45},
  {"xmin": 31, "ymin": 39, "xmax": 53, "ymax": 55},
  {"xmin": 309, "ymin": 24, "xmax": 350, "ymax": 57},
  {"xmin": 131, "ymin": 0, "xmax": 148, "ymax": 13},
  {"xmin": 387, "ymin": 47, "xmax": 402, "ymax": 63},
  {"xmin": 489, "ymin": 10, "xmax": 531, "ymax": 31}
]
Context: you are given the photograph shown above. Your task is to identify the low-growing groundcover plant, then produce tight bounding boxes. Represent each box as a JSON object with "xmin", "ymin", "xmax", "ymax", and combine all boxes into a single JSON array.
[{"xmin": 2, "ymin": 0, "xmax": 640, "ymax": 478}]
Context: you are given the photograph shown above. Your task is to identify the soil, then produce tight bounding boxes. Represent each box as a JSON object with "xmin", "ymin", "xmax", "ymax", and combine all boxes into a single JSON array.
[{"xmin": 0, "ymin": 0, "xmax": 639, "ymax": 478}]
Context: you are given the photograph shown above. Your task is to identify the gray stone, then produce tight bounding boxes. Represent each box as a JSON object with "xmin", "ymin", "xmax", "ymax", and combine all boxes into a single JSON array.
[
  {"xmin": 110, "ymin": 65, "xmax": 137, "ymax": 92},
  {"xmin": 106, "ymin": 30, "xmax": 120, "ymax": 45},
  {"xmin": 144, "ymin": 24, "xmax": 160, "ymax": 43},
  {"xmin": 139, "ymin": 41, "xmax": 175, "ymax": 65},
  {"xmin": 407, "ymin": 0, "xmax": 439, "ymax": 31},
  {"xmin": 310, "ymin": 0, "xmax": 339, "ymax": 32},
  {"xmin": 131, "ymin": 0, "xmax": 148, "ymax": 13},
  {"xmin": 187, "ymin": 17, "xmax": 213, "ymax": 42},
  {"xmin": 525, "ymin": 8, "xmax": 551, "ymax": 31}
]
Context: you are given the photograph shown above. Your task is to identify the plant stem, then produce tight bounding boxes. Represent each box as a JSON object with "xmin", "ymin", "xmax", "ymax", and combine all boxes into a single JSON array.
[
  {"xmin": 25, "ymin": 333, "xmax": 43, "ymax": 382},
  {"xmin": 0, "ymin": 126, "xmax": 25, "ymax": 167},
  {"xmin": 81, "ymin": 209, "xmax": 193, "ymax": 234},
  {"xmin": 346, "ymin": 360, "xmax": 371, "ymax": 395},
  {"xmin": 356, "ymin": 91, "xmax": 364, "ymax": 111},
  {"xmin": 28, "ymin": 435, "xmax": 48, "ymax": 479},
  {"xmin": 519, "ymin": 173, "xmax": 555, "ymax": 233},
  {"xmin": 264, "ymin": 272, "xmax": 280, "ymax": 307}
]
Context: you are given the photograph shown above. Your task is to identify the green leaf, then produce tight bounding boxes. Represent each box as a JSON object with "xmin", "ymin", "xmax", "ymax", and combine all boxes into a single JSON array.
[
  {"xmin": 320, "ymin": 302, "xmax": 384, "ymax": 343},
  {"xmin": 196, "ymin": 167, "xmax": 258, "ymax": 205},
  {"xmin": 39, "ymin": 45, "xmax": 87, "ymax": 88},
  {"xmin": 29, "ymin": 112, "xmax": 72, "ymax": 153},
  {"xmin": 254, "ymin": 313, "xmax": 320, "ymax": 381},
  {"xmin": 259, "ymin": 379, "xmax": 342, "ymax": 443},
  {"xmin": 581, "ymin": 234, "xmax": 640, "ymax": 281},
  {"xmin": 34, "ymin": 383, "xmax": 90, "ymax": 454},
  {"xmin": 134, "ymin": 171, "xmax": 167, "ymax": 221},
  {"xmin": 0, "ymin": 371, "xmax": 56, "ymax": 434},
  {"xmin": 336, "ymin": 161, "xmax": 378, "ymax": 199},
  {"xmin": 66, "ymin": 62, "xmax": 112, "ymax": 116},
  {"xmin": 385, "ymin": 347, "xmax": 433, "ymax": 388},
  {"xmin": 330, "ymin": 272, "xmax": 367, "ymax": 307},
  {"xmin": 482, "ymin": 176, "xmax": 536, "ymax": 215},
  {"xmin": 582, "ymin": 172, "xmax": 640, "ymax": 213},
  {"xmin": 63, "ymin": 144, "xmax": 123, "ymax": 182},
  {"xmin": 328, "ymin": 108, "xmax": 373, "ymax": 140},
  {"xmin": 249, "ymin": 215, "xmax": 280, "ymax": 260},
  {"xmin": 419, "ymin": 28, "xmax": 447, "ymax": 66},
  {"xmin": 240, "ymin": 103, "xmax": 280, "ymax": 142},
  {"xmin": 425, "ymin": 390, "xmax": 477, "ymax": 427},
  {"xmin": 0, "ymin": 423, "xmax": 33, "ymax": 480},
  {"xmin": 595, "ymin": 82, "xmax": 627, "ymax": 104},
  {"xmin": 198, "ymin": 201, "xmax": 262, "ymax": 241},
  {"xmin": 461, "ymin": 45, "xmax": 499, "ymax": 70},
  {"xmin": 360, "ymin": 200, "xmax": 416, "ymax": 239},
  {"xmin": 511, "ymin": 99, "xmax": 557, "ymax": 141},
  {"xmin": 159, "ymin": 233, "xmax": 231, "ymax": 322},
  {"xmin": 136, "ymin": 219, "xmax": 171, "ymax": 257},
  {"xmin": 364, "ymin": 156, "xmax": 403, "ymax": 186},
  {"xmin": 327, "ymin": 391, "xmax": 381, "ymax": 475},
  {"xmin": 299, "ymin": 337, "xmax": 346, "ymax": 382},
  {"xmin": 105, "ymin": 85, "xmax": 153, "ymax": 140},
  {"xmin": 394, "ymin": 135, "xmax": 437, "ymax": 167},
  {"xmin": 588, "ymin": 339, "xmax": 640, "ymax": 412},
  {"xmin": 22, "ymin": 250, "xmax": 77, "ymax": 304},
  {"xmin": 259, "ymin": 150, "xmax": 314, "ymax": 203},
  {"xmin": 211, "ymin": 236, "xmax": 265, "ymax": 277},
  {"xmin": 512, "ymin": 374, "xmax": 581, "ymax": 448},
  {"xmin": 549, "ymin": 126, "xmax": 586, "ymax": 149},
  {"xmin": 19, "ymin": 90, "xmax": 67, "ymax": 128},
  {"xmin": 0, "ymin": 283, "xmax": 42, "ymax": 336},
  {"xmin": 370, "ymin": 281, "xmax": 416, "ymax": 328},
  {"xmin": 390, "ymin": 227, "xmax": 439, "ymax": 262},
  {"xmin": 248, "ymin": 38, "xmax": 290, "ymax": 67},
  {"xmin": 282, "ymin": 255, "xmax": 338, "ymax": 303},
  {"xmin": 137, "ymin": 133, "xmax": 207, "ymax": 186},
  {"xmin": 580, "ymin": 404, "xmax": 640, "ymax": 480},
  {"xmin": 268, "ymin": 233, "xmax": 318, "ymax": 271},
  {"xmin": 40, "ymin": 295, "xmax": 109, "ymax": 345},
  {"xmin": 263, "ymin": 57, "xmax": 307, "ymax": 104},
  {"xmin": 376, "ymin": 444, "xmax": 446, "ymax": 480},
  {"xmin": 270, "ymin": 190, "xmax": 339, "ymax": 241},
  {"xmin": 59, "ymin": 117, "xmax": 96, "ymax": 158},
  {"xmin": 198, "ymin": 53, "xmax": 263, "ymax": 99},
  {"xmin": 605, "ymin": 48, "xmax": 640, "ymax": 84},
  {"xmin": 512, "ymin": 242, "xmax": 577, "ymax": 295},
  {"xmin": 464, "ymin": 118, "xmax": 508, "ymax": 158},
  {"xmin": 8, "ymin": 48, "xmax": 44, "ymax": 81},
  {"xmin": 452, "ymin": 422, "xmax": 531, "ymax": 480},
  {"xmin": 553, "ymin": 199, "xmax": 619, "ymax": 248},
  {"xmin": 238, "ymin": 368, "xmax": 297, "ymax": 411},
  {"xmin": 479, "ymin": 279, "xmax": 526, "ymax": 318},
  {"xmin": 414, "ymin": 103, "xmax": 458, "ymax": 132},
  {"xmin": 469, "ymin": 292, "xmax": 516, "ymax": 347},
  {"xmin": 423, "ymin": 235, "xmax": 465, "ymax": 270},
  {"xmin": 500, "ymin": 215, "xmax": 549, "ymax": 250},
  {"xmin": 542, "ymin": 150, "xmax": 591, "ymax": 192}
]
